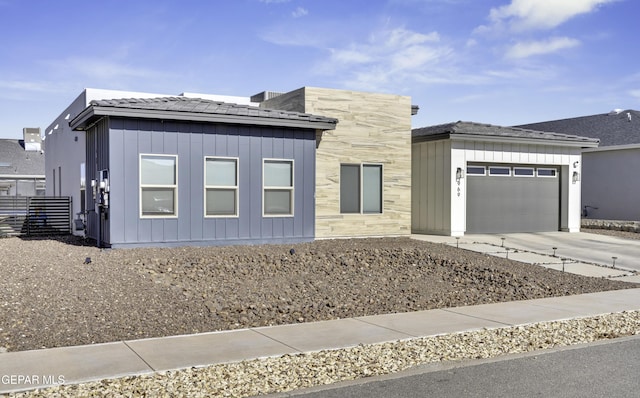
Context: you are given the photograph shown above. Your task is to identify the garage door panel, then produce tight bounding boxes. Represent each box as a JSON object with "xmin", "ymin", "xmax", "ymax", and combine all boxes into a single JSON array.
[{"xmin": 467, "ymin": 166, "xmax": 559, "ymax": 234}]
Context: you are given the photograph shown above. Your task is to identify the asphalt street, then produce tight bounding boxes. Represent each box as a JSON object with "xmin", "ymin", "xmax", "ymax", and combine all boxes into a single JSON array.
[{"xmin": 272, "ymin": 334, "xmax": 640, "ymax": 398}]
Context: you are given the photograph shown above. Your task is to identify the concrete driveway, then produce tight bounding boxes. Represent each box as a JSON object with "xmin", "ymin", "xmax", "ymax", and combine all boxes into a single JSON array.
[{"xmin": 451, "ymin": 232, "xmax": 640, "ymax": 271}]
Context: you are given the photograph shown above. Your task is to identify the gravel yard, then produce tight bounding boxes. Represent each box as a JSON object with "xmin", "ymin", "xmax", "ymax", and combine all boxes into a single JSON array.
[{"xmin": 0, "ymin": 233, "xmax": 635, "ymax": 353}]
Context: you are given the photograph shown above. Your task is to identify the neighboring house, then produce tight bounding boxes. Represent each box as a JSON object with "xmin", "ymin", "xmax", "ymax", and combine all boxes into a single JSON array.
[
  {"xmin": 411, "ymin": 121, "xmax": 599, "ymax": 236},
  {"xmin": 0, "ymin": 128, "xmax": 45, "ymax": 196},
  {"xmin": 517, "ymin": 110, "xmax": 640, "ymax": 221},
  {"xmin": 256, "ymin": 87, "xmax": 414, "ymax": 238},
  {"xmin": 67, "ymin": 96, "xmax": 336, "ymax": 248}
]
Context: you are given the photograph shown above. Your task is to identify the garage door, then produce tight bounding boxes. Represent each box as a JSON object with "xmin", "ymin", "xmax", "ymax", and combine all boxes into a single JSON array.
[{"xmin": 466, "ymin": 164, "xmax": 560, "ymax": 234}]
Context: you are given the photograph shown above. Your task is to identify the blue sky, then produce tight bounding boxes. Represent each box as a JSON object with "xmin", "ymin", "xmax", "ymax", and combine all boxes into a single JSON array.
[{"xmin": 1, "ymin": 0, "xmax": 638, "ymax": 139}]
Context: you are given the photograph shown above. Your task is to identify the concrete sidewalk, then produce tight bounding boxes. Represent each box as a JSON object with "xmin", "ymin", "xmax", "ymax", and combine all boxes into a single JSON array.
[
  {"xmin": 412, "ymin": 233, "xmax": 640, "ymax": 284},
  {"xmin": 1, "ymin": 288, "xmax": 639, "ymax": 394}
]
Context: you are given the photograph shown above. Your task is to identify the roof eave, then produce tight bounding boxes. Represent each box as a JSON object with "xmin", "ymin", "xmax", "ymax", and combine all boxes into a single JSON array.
[
  {"xmin": 412, "ymin": 132, "xmax": 599, "ymax": 148},
  {"xmin": 71, "ymin": 106, "xmax": 337, "ymax": 131},
  {"xmin": 449, "ymin": 133, "xmax": 599, "ymax": 148}
]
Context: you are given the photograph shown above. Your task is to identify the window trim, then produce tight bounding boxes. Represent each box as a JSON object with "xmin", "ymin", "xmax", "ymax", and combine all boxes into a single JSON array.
[
  {"xmin": 513, "ymin": 167, "xmax": 535, "ymax": 177},
  {"xmin": 467, "ymin": 165, "xmax": 486, "ymax": 176},
  {"xmin": 537, "ymin": 168, "xmax": 558, "ymax": 178},
  {"xmin": 262, "ymin": 158, "xmax": 294, "ymax": 217},
  {"xmin": 139, "ymin": 154, "xmax": 178, "ymax": 219},
  {"xmin": 204, "ymin": 156, "xmax": 239, "ymax": 218},
  {"xmin": 488, "ymin": 166, "xmax": 511, "ymax": 177},
  {"xmin": 340, "ymin": 163, "xmax": 384, "ymax": 215}
]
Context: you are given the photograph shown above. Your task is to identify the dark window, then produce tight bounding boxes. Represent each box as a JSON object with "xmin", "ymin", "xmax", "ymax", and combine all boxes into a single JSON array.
[
  {"xmin": 514, "ymin": 167, "xmax": 534, "ymax": 177},
  {"xmin": 537, "ymin": 168, "xmax": 557, "ymax": 177},
  {"xmin": 467, "ymin": 166, "xmax": 486, "ymax": 176},
  {"xmin": 489, "ymin": 166, "xmax": 511, "ymax": 176},
  {"xmin": 340, "ymin": 164, "xmax": 383, "ymax": 214}
]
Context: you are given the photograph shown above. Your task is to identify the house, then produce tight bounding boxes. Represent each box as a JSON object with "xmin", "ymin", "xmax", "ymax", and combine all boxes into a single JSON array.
[
  {"xmin": 67, "ymin": 96, "xmax": 336, "ymax": 248},
  {"xmin": 411, "ymin": 121, "xmax": 599, "ymax": 236},
  {"xmin": 517, "ymin": 110, "xmax": 640, "ymax": 221},
  {"xmin": 255, "ymin": 87, "xmax": 414, "ymax": 239},
  {"xmin": 0, "ymin": 128, "xmax": 45, "ymax": 196},
  {"xmin": 48, "ymin": 86, "xmax": 414, "ymax": 247}
]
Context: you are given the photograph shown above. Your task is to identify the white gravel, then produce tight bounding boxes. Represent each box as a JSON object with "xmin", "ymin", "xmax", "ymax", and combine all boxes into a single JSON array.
[{"xmin": 10, "ymin": 310, "xmax": 640, "ymax": 398}]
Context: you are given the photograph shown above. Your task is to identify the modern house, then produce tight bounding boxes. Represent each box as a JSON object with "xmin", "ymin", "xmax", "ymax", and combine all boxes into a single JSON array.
[
  {"xmin": 46, "ymin": 86, "xmax": 415, "ymax": 247},
  {"xmin": 65, "ymin": 96, "xmax": 336, "ymax": 248},
  {"xmin": 0, "ymin": 128, "xmax": 45, "ymax": 196},
  {"xmin": 411, "ymin": 121, "xmax": 599, "ymax": 235},
  {"xmin": 517, "ymin": 110, "xmax": 640, "ymax": 221},
  {"xmin": 256, "ymin": 87, "xmax": 414, "ymax": 239}
]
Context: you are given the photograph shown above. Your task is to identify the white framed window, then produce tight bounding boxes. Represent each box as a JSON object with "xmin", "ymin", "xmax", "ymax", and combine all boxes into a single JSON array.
[
  {"xmin": 340, "ymin": 163, "xmax": 383, "ymax": 214},
  {"xmin": 467, "ymin": 166, "xmax": 486, "ymax": 176},
  {"xmin": 263, "ymin": 159, "xmax": 294, "ymax": 216},
  {"xmin": 513, "ymin": 167, "xmax": 535, "ymax": 177},
  {"xmin": 488, "ymin": 166, "xmax": 511, "ymax": 176},
  {"xmin": 140, "ymin": 154, "xmax": 178, "ymax": 218},
  {"xmin": 205, "ymin": 157, "xmax": 238, "ymax": 217},
  {"xmin": 537, "ymin": 168, "xmax": 557, "ymax": 178}
]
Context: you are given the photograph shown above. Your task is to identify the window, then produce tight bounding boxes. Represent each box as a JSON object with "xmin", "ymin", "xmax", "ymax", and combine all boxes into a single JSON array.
[
  {"xmin": 263, "ymin": 159, "xmax": 293, "ymax": 216},
  {"xmin": 467, "ymin": 166, "xmax": 486, "ymax": 176},
  {"xmin": 513, "ymin": 167, "xmax": 534, "ymax": 177},
  {"xmin": 340, "ymin": 164, "xmax": 383, "ymax": 214},
  {"xmin": 488, "ymin": 166, "xmax": 511, "ymax": 176},
  {"xmin": 205, "ymin": 157, "xmax": 238, "ymax": 217},
  {"xmin": 537, "ymin": 168, "xmax": 557, "ymax": 178},
  {"xmin": 140, "ymin": 154, "xmax": 177, "ymax": 217}
]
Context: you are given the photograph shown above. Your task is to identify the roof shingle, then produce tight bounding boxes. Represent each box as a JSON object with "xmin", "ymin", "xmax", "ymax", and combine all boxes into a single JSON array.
[
  {"xmin": 516, "ymin": 110, "xmax": 640, "ymax": 147},
  {"xmin": 413, "ymin": 121, "xmax": 599, "ymax": 146}
]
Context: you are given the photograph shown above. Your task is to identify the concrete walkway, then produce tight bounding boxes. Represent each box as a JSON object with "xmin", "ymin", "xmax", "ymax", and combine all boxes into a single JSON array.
[
  {"xmin": 412, "ymin": 232, "xmax": 640, "ymax": 283},
  {"xmin": 1, "ymin": 288, "xmax": 639, "ymax": 394}
]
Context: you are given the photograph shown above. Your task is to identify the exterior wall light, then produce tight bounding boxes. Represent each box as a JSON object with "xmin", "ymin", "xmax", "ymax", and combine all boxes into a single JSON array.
[
  {"xmin": 572, "ymin": 171, "xmax": 580, "ymax": 183},
  {"xmin": 456, "ymin": 167, "xmax": 464, "ymax": 181}
]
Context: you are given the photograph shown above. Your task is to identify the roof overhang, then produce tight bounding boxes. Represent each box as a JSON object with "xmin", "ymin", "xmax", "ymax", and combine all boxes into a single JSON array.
[
  {"xmin": 70, "ymin": 105, "xmax": 338, "ymax": 132},
  {"xmin": 582, "ymin": 143, "xmax": 640, "ymax": 153},
  {"xmin": 413, "ymin": 132, "xmax": 600, "ymax": 148}
]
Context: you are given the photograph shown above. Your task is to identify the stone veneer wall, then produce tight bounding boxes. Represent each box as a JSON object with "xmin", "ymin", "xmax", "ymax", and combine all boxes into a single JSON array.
[{"xmin": 263, "ymin": 87, "xmax": 412, "ymax": 238}]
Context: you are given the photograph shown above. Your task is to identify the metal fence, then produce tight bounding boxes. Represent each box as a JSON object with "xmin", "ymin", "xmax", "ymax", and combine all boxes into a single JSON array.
[{"xmin": 0, "ymin": 196, "xmax": 71, "ymax": 237}]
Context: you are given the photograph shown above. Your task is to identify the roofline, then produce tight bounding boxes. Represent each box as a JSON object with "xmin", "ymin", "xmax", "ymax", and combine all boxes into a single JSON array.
[
  {"xmin": 582, "ymin": 143, "xmax": 640, "ymax": 152},
  {"xmin": 413, "ymin": 132, "xmax": 599, "ymax": 148},
  {"xmin": 70, "ymin": 104, "xmax": 338, "ymax": 131}
]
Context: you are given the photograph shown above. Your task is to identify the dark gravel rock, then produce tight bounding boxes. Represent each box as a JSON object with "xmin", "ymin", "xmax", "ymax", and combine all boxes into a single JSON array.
[{"xmin": 0, "ymin": 236, "xmax": 634, "ymax": 352}]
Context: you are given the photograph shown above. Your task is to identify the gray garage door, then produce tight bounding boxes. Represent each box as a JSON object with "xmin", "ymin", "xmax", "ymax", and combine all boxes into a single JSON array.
[{"xmin": 466, "ymin": 164, "xmax": 560, "ymax": 234}]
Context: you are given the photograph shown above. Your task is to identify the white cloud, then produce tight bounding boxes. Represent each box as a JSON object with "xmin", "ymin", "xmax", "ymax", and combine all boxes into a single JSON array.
[
  {"xmin": 0, "ymin": 80, "xmax": 60, "ymax": 93},
  {"xmin": 52, "ymin": 57, "xmax": 169, "ymax": 81},
  {"xmin": 292, "ymin": 7, "xmax": 308, "ymax": 18},
  {"xmin": 317, "ymin": 27, "xmax": 453, "ymax": 91},
  {"xmin": 629, "ymin": 89, "xmax": 640, "ymax": 99},
  {"xmin": 505, "ymin": 37, "xmax": 581, "ymax": 59},
  {"xmin": 486, "ymin": 0, "xmax": 618, "ymax": 32}
]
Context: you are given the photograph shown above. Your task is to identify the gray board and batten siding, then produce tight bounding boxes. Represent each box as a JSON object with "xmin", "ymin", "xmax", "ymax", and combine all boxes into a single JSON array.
[{"xmin": 72, "ymin": 97, "xmax": 337, "ymax": 248}]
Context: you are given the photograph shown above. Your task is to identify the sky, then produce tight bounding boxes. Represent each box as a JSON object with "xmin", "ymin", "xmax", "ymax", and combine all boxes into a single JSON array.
[{"xmin": 0, "ymin": 0, "xmax": 638, "ymax": 139}]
